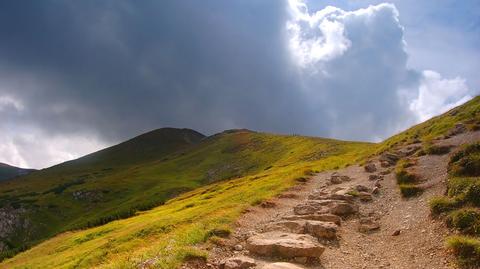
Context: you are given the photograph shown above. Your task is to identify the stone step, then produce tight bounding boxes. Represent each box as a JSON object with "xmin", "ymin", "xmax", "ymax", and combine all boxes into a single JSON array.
[
  {"xmin": 246, "ymin": 232, "xmax": 325, "ymax": 258},
  {"xmin": 282, "ymin": 213, "xmax": 342, "ymax": 225},
  {"xmin": 264, "ymin": 220, "xmax": 338, "ymax": 239}
]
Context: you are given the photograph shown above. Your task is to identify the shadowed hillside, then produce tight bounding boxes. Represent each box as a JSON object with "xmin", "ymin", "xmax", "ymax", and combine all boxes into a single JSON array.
[{"xmin": 0, "ymin": 163, "xmax": 35, "ymax": 182}]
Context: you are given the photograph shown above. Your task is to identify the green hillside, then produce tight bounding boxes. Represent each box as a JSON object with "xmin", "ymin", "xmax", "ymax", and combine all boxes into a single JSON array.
[
  {"xmin": 0, "ymin": 130, "xmax": 372, "ymax": 268},
  {"xmin": 0, "ymin": 97, "xmax": 478, "ymax": 269},
  {"xmin": 0, "ymin": 163, "xmax": 35, "ymax": 182},
  {"xmin": 0, "ymin": 128, "xmax": 205, "ymax": 258}
]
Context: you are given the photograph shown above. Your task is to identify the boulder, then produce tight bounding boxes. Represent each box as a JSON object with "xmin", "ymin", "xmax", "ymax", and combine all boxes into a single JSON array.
[
  {"xmin": 364, "ymin": 163, "xmax": 377, "ymax": 173},
  {"xmin": 221, "ymin": 256, "xmax": 256, "ymax": 269},
  {"xmin": 264, "ymin": 220, "xmax": 306, "ymax": 234},
  {"xmin": 263, "ymin": 263, "xmax": 305, "ymax": 269},
  {"xmin": 246, "ymin": 232, "xmax": 325, "ymax": 258},
  {"xmin": 328, "ymin": 202, "xmax": 358, "ymax": 216},
  {"xmin": 283, "ymin": 214, "xmax": 341, "ymax": 226},
  {"xmin": 305, "ymin": 221, "xmax": 337, "ymax": 239},
  {"xmin": 379, "ymin": 152, "xmax": 400, "ymax": 166}
]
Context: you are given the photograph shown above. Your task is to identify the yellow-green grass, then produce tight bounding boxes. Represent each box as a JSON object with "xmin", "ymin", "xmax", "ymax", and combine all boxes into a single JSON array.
[
  {"xmin": 376, "ymin": 96, "xmax": 480, "ymax": 154},
  {"xmin": 0, "ymin": 136, "xmax": 371, "ymax": 268}
]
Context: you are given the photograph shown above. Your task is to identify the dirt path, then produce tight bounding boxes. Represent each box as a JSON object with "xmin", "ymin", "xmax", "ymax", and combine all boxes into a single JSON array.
[{"xmin": 194, "ymin": 131, "xmax": 480, "ymax": 269}]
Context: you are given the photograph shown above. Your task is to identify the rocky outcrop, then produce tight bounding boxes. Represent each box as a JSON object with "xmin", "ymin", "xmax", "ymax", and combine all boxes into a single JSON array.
[
  {"xmin": 220, "ymin": 256, "xmax": 256, "ymax": 269},
  {"xmin": 0, "ymin": 205, "xmax": 30, "ymax": 251},
  {"xmin": 364, "ymin": 163, "xmax": 377, "ymax": 173},
  {"xmin": 246, "ymin": 232, "xmax": 325, "ymax": 258},
  {"xmin": 262, "ymin": 262, "xmax": 305, "ymax": 269}
]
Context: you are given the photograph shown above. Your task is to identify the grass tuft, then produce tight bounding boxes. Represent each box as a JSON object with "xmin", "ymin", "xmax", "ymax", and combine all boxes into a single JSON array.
[
  {"xmin": 447, "ymin": 208, "xmax": 480, "ymax": 236},
  {"xmin": 430, "ymin": 196, "xmax": 459, "ymax": 215},
  {"xmin": 399, "ymin": 184, "xmax": 423, "ymax": 197},
  {"xmin": 447, "ymin": 236, "xmax": 480, "ymax": 267}
]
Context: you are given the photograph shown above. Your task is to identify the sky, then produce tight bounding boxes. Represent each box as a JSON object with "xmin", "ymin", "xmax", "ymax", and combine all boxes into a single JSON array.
[{"xmin": 0, "ymin": 0, "xmax": 478, "ymax": 169}]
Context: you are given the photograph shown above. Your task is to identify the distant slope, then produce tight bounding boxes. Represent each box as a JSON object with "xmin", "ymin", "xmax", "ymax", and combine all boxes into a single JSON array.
[
  {"xmin": 0, "ymin": 163, "xmax": 35, "ymax": 182},
  {"xmin": 0, "ymin": 128, "xmax": 205, "ymax": 257},
  {"xmin": 0, "ymin": 130, "xmax": 372, "ymax": 268}
]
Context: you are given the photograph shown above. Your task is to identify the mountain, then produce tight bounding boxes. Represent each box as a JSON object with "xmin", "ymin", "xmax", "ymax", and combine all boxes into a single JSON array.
[
  {"xmin": 0, "ymin": 163, "xmax": 35, "ymax": 182},
  {"xmin": 0, "ymin": 97, "xmax": 479, "ymax": 268}
]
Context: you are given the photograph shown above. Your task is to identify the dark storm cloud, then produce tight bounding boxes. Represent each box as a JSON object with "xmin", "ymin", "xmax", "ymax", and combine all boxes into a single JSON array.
[
  {"xmin": 0, "ymin": 0, "xmax": 319, "ymax": 141},
  {"xmin": 0, "ymin": 0, "xmax": 474, "ymax": 168}
]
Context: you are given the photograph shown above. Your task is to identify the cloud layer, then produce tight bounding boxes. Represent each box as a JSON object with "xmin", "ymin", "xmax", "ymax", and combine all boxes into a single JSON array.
[{"xmin": 0, "ymin": 0, "xmax": 476, "ymax": 168}]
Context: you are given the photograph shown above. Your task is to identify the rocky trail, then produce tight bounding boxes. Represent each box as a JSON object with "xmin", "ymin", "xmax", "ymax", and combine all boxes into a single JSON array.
[{"xmin": 184, "ymin": 130, "xmax": 480, "ymax": 269}]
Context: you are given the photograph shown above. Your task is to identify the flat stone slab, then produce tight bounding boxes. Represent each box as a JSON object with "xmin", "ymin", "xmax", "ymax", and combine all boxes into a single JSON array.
[
  {"xmin": 305, "ymin": 221, "xmax": 338, "ymax": 239},
  {"xmin": 263, "ymin": 263, "xmax": 305, "ymax": 269},
  {"xmin": 221, "ymin": 256, "xmax": 256, "ymax": 269},
  {"xmin": 246, "ymin": 232, "xmax": 325, "ymax": 258},
  {"xmin": 282, "ymin": 213, "xmax": 341, "ymax": 225}
]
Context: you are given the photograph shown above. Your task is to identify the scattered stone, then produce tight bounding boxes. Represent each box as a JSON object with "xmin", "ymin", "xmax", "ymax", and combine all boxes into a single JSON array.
[
  {"xmin": 305, "ymin": 221, "xmax": 337, "ymax": 239},
  {"xmin": 234, "ymin": 244, "xmax": 244, "ymax": 251},
  {"xmin": 368, "ymin": 174, "xmax": 381, "ymax": 181},
  {"xmin": 329, "ymin": 202, "xmax": 358, "ymax": 216},
  {"xmin": 264, "ymin": 220, "xmax": 305, "ymax": 234},
  {"xmin": 260, "ymin": 201, "xmax": 276, "ymax": 208},
  {"xmin": 246, "ymin": 232, "xmax": 325, "ymax": 258},
  {"xmin": 364, "ymin": 163, "xmax": 377, "ymax": 173},
  {"xmin": 357, "ymin": 192, "xmax": 373, "ymax": 202},
  {"xmin": 262, "ymin": 262, "xmax": 305, "ymax": 269},
  {"xmin": 379, "ymin": 152, "xmax": 400, "ymax": 166},
  {"xmin": 221, "ymin": 256, "xmax": 256, "ymax": 269},
  {"xmin": 358, "ymin": 217, "xmax": 380, "ymax": 233},
  {"xmin": 355, "ymin": 185, "xmax": 371, "ymax": 192},
  {"xmin": 283, "ymin": 214, "xmax": 342, "ymax": 226},
  {"xmin": 392, "ymin": 230, "xmax": 401, "ymax": 236},
  {"xmin": 448, "ymin": 123, "xmax": 467, "ymax": 136}
]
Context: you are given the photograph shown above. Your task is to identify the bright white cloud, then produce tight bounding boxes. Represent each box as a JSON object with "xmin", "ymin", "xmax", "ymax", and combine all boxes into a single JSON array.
[
  {"xmin": 410, "ymin": 70, "xmax": 472, "ymax": 121},
  {"xmin": 287, "ymin": 0, "xmax": 474, "ymax": 139},
  {"xmin": 287, "ymin": 1, "xmax": 351, "ymax": 66}
]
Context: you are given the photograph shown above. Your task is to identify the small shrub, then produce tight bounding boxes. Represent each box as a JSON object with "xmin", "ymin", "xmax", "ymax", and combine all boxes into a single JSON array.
[
  {"xmin": 429, "ymin": 196, "xmax": 458, "ymax": 215},
  {"xmin": 399, "ymin": 184, "xmax": 423, "ymax": 197},
  {"xmin": 346, "ymin": 190, "xmax": 359, "ymax": 197},
  {"xmin": 395, "ymin": 168, "xmax": 419, "ymax": 184},
  {"xmin": 182, "ymin": 248, "xmax": 208, "ymax": 262},
  {"xmin": 205, "ymin": 226, "xmax": 231, "ymax": 240},
  {"xmin": 449, "ymin": 143, "xmax": 480, "ymax": 177},
  {"xmin": 447, "ymin": 208, "xmax": 480, "ymax": 235},
  {"xmin": 447, "ymin": 236, "xmax": 480, "ymax": 267}
]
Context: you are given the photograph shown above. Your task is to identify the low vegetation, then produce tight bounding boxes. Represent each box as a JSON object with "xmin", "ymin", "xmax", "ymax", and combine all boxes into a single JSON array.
[
  {"xmin": 429, "ymin": 141, "xmax": 480, "ymax": 267},
  {"xmin": 395, "ymin": 159, "xmax": 423, "ymax": 197}
]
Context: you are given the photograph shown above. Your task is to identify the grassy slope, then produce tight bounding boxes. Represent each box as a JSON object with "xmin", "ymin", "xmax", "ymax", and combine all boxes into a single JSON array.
[
  {"xmin": 0, "ymin": 128, "xmax": 205, "ymax": 254},
  {"xmin": 1, "ymin": 96, "xmax": 478, "ymax": 269},
  {"xmin": 377, "ymin": 96, "xmax": 480, "ymax": 153},
  {"xmin": 0, "ymin": 131, "xmax": 372, "ymax": 269},
  {"xmin": 0, "ymin": 163, "xmax": 35, "ymax": 182}
]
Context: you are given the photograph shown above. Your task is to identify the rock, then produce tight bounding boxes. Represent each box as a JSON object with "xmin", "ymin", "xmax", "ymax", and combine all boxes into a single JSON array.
[
  {"xmin": 221, "ymin": 256, "xmax": 256, "ymax": 269},
  {"xmin": 329, "ymin": 172, "xmax": 351, "ymax": 184},
  {"xmin": 380, "ymin": 161, "xmax": 391, "ymax": 168},
  {"xmin": 364, "ymin": 163, "xmax": 377, "ymax": 173},
  {"xmin": 264, "ymin": 220, "xmax": 305, "ymax": 234},
  {"xmin": 392, "ymin": 230, "xmax": 401, "ymax": 236},
  {"xmin": 355, "ymin": 185, "xmax": 371, "ymax": 192},
  {"xmin": 448, "ymin": 123, "xmax": 467, "ymax": 136},
  {"xmin": 305, "ymin": 221, "xmax": 337, "ymax": 239},
  {"xmin": 234, "ymin": 244, "xmax": 244, "ymax": 251},
  {"xmin": 260, "ymin": 201, "xmax": 276, "ymax": 208},
  {"xmin": 357, "ymin": 192, "xmax": 373, "ymax": 202},
  {"xmin": 293, "ymin": 202, "xmax": 329, "ymax": 215},
  {"xmin": 309, "ymin": 192, "xmax": 354, "ymax": 203},
  {"xmin": 246, "ymin": 232, "xmax": 325, "ymax": 258},
  {"xmin": 374, "ymin": 180, "xmax": 382, "ymax": 188},
  {"xmin": 283, "ymin": 214, "xmax": 342, "ymax": 226},
  {"xmin": 380, "ymin": 169, "xmax": 392, "ymax": 175},
  {"xmin": 379, "ymin": 152, "xmax": 400, "ymax": 166},
  {"xmin": 358, "ymin": 217, "xmax": 380, "ymax": 233},
  {"xmin": 368, "ymin": 174, "xmax": 381, "ymax": 181},
  {"xmin": 371, "ymin": 187, "xmax": 380, "ymax": 195},
  {"xmin": 263, "ymin": 262, "xmax": 305, "ymax": 269},
  {"xmin": 328, "ymin": 202, "xmax": 358, "ymax": 216}
]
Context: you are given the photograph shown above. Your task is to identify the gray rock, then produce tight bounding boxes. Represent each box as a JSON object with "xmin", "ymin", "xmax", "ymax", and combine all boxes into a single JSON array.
[
  {"xmin": 246, "ymin": 232, "xmax": 325, "ymax": 258},
  {"xmin": 221, "ymin": 256, "xmax": 256, "ymax": 269},
  {"xmin": 364, "ymin": 163, "xmax": 377, "ymax": 173}
]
